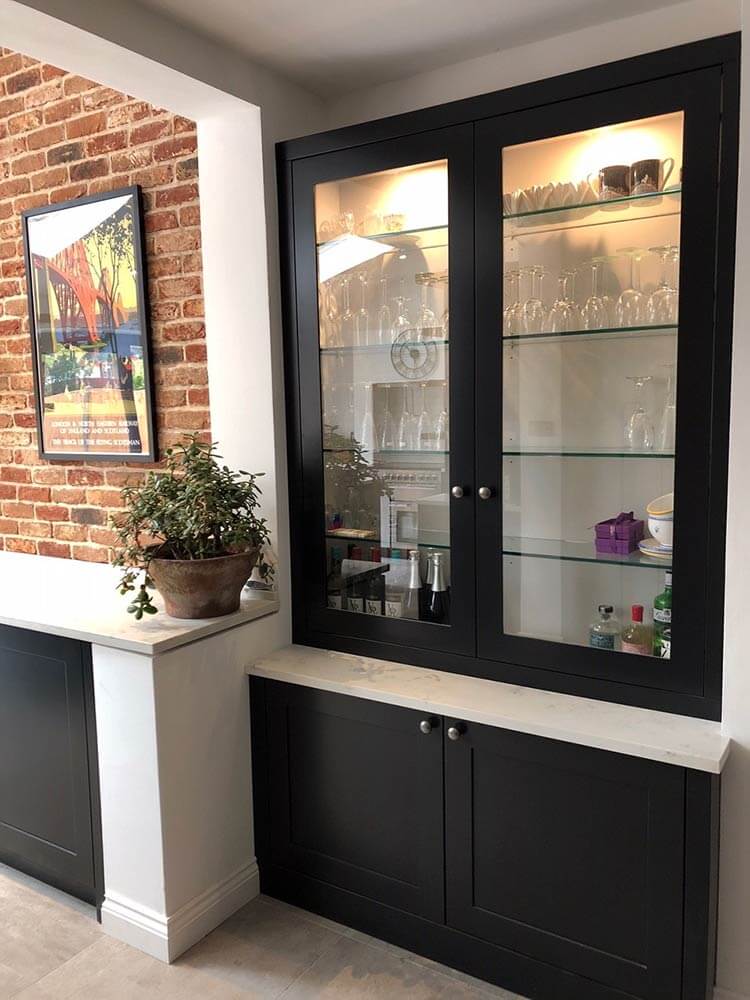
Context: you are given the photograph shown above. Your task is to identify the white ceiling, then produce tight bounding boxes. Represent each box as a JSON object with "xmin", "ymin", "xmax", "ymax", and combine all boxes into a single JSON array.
[{"xmin": 137, "ymin": 0, "xmax": 684, "ymax": 98}]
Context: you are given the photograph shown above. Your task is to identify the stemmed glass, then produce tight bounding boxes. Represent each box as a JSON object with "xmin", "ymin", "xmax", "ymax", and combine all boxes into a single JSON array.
[
  {"xmin": 581, "ymin": 260, "xmax": 609, "ymax": 330},
  {"xmin": 435, "ymin": 391, "xmax": 449, "ymax": 451},
  {"xmin": 397, "ymin": 386, "xmax": 415, "ymax": 450},
  {"xmin": 416, "ymin": 273, "xmax": 437, "ymax": 340},
  {"xmin": 417, "ymin": 383, "xmax": 435, "ymax": 450},
  {"xmin": 647, "ymin": 245, "xmax": 679, "ymax": 325},
  {"xmin": 340, "ymin": 276, "xmax": 355, "ymax": 346},
  {"xmin": 521, "ymin": 266, "xmax": 547, "ymax": 334},
  {"xmin": 503, "ymin": 269, "xmax": 523, "ymax": 336},
  {"xmin": 321, "ymin": 280, "xmax": 341, "ymax": 347},
  {"xmin": 376, "ymin": 277, "xmax": 392, "ymax": 345},
  {"xmin": 391, "ymin": 280, "xmax": 411, "ymax": 342},
  {"xmin": 658, "ymin": 363, "xmax": 677, "ymax": 452},
  {"xmin": 624, "ymin": 375, "xmax": 655, "ymax": 451},
  {"xmin": 358, "ymin": 384, "xmax": 375, "ymax": 455},
  {"xmin": 615, "ymin": 248, "xmax": 646, "ymax": 328},
  {"xmin": 354, "ymin": 272, "xmax": 369, "ymax": 347},
  {"xmin": 548, "ymin": 270, "xmax": 581, "ymax": 333},
  {"xmin": 378, "ymin": 384, "xmax": 396, "ymax": 451}
]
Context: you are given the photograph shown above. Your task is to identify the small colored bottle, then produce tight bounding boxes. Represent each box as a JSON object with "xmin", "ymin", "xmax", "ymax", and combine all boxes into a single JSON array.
[
  {"xmin": 621, "ymin": 604, "xmax": 651, "ymax": 655},
  {"xmin": 365, "ymin": 546, "xmax": 383, "ymax": 616},
  {"xmin": 588, "ymin": 605, "xmax": 620, "ymax": 650},
  {"xmin": 652, "ymin": 571, "xmax": 672, "ymax": 659},
  {"xmin": 326, "ymin": 547, "xmax": 343, "ymax": 610}
]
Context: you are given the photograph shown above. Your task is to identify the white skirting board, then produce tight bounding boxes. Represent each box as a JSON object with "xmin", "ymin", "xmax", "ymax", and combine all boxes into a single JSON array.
[{"xmin": 101, "ymin": 861, "xmax": 260, "ymax": 962}]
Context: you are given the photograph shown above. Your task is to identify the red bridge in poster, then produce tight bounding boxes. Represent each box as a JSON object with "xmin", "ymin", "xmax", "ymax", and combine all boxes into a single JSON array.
[{"xmin": 33, "ymin": 239, "xmax": 126, "ymax": 345}]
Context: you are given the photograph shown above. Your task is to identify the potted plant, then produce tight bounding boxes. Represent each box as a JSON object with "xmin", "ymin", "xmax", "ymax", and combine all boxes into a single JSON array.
[{"xmin": 113, "ymin": 435, "xmax": 273, "ymax": 619}]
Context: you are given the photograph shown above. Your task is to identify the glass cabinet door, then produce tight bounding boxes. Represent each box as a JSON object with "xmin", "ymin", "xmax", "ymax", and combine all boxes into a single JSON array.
[
  {"xmin": 291, "ymin": 127, "xmax": 475, "ymax": 653},
  {"xmin": 476, "ymin": 71, "xmax": 723, "ymax": 692}
]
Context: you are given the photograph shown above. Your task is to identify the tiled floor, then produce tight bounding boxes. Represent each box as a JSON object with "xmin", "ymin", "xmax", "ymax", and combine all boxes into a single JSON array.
[{"xmin": 0, "ymin": 864, "xmax": 527, "ymax": 999}]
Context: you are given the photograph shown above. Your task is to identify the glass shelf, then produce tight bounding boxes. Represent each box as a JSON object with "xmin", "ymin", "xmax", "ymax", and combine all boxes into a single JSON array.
[
  {"xmin": 320, "ymin": 339, "xmax": 449, "ymax": 355},
  {"xmin": 503, "ymin": 188, "xmax": 681, "ymax": 236},
  {"xmin": 503, "ymin": 447, "xmax": 674, "ymax": 459},
  {"xmin": 322, "ymin": 448, "xmax": 449, "ymax": 459},
  {"xmin": 503, "ymin": 324, "xmax": 677, "ymax": 345},
  {"xmin": 317, "ymin": 225, "xmax": 448, "ymax": 252},
  {"xmin": 503, "ymin": 535, "xmax": 672, "ymax": 569}
]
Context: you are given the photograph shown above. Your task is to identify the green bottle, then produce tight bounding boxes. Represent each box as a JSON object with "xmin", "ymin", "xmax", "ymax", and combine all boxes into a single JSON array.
[{"xmin": 653, "ymin": 571, "xmax": 672, "ymax": 658}]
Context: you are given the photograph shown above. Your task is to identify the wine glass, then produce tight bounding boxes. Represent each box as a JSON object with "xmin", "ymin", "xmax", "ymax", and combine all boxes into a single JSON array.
[
  {"xmin": 581, "ymin": 260, "xmax": 609, "ymax": 330},
  {"xmin": 658, "ymin": 363, "xmax": 677, "ymax": 452},
  {"xmin": 521, "ymin": 266, "xmax": 547, "ymax": 334},
  {"xmin": 397, "ymin": 385, "xmax": 413, "ymax": 450},
  {"xmin": 547, "ymin": 270, "xmax": 581, "ymax": 333},
  {"xmin": 503, "ymin": 269, "xmax": 522, "ymax": 336},
  {"xmin": 378, "ymin": 384, "xmax": 396, "ymax": 451},
  {"xmin": 435, "ymin": 403, "xmax": 449, "ymax": 451},
  {"xmin": 615, "ymin": 248, "xmax": 646, "ymax": 328},
  {"xmin": 416, "ymin": 273, "xmax": 436, "ymax": 340},
  {"xmin": 376, "ymin": 277, "xmax": 392, "ymax": 344},
  {"xmin": 624, "ymin": 375, "xmax": 655, "ymax": 451},
  {"xmin": 417, "ymin": 383, "xmax": 435, "ymax": 450},
  {"xmin": 391, "ymin": 280, "xmax": 411, "ymax": 342},
  {"xmin": 358, "ymin": 383, "xmax": 375, "ymax": 455},
  {"xmin": 354, "ymin": 272, "xmax": 369, "ymax": 347},
  {"xmin": 647, "ymin": 245, "xmax": 679, "ymax": 325},
  {"xmin": 340, "ymin": 276, "xmax": 355, "ymax": 346}
]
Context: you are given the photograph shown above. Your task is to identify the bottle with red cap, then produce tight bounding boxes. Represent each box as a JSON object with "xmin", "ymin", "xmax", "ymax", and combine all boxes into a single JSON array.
[{"xmin": 621, "ymin": 604, "xmax": 652, "ymax": 655}]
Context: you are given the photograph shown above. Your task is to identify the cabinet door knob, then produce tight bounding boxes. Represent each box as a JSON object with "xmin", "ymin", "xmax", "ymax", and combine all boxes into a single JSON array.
[
  {"xmin": 419, "ymin": 719, "xmax": 433, "ymax": 734},
  {"xmin": 451, "ymin": 485, "xmax": 465, "ymax": 499},
  {"xmin": 478, "ymin": 486, "xmax": 493, "ymax": 500},
  {"xmin": 447, "ymin": 725, "xmax": 463, "ymax": 741}
]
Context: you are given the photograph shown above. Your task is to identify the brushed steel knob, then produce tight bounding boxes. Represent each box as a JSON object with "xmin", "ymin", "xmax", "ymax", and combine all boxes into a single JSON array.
[
  {"xmin": 447, "ymin": 726, "xmax": 462, "ymax": 741},
  {"xmin": 419, "ymin": 719, "xmax": 433, "ymax": 734},
  {"xmin": 478, "ymin": 486, "xmax": 492, "ymax": 500},
  {"xmin": 451, "ymin": 485, "xmax": 464, "ymax": 499}
]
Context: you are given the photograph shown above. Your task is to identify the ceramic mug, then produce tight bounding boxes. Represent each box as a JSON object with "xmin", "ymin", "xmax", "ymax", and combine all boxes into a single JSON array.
[
  {"xmin": 598, "ymin": 164, "xmax": 630, "ymax": 201},
  {"xmin": 631, "ymin": 157, "xmax": 675, "ymax": 196},
  {"xmin": 648, "ymin": 514, "xmax": 673, "ymax": 549}
]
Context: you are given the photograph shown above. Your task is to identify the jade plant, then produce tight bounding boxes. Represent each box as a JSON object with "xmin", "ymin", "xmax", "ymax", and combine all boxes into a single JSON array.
[{"xmin": 112, "ymin": 434, "xmax": 273, "ymax": 618}]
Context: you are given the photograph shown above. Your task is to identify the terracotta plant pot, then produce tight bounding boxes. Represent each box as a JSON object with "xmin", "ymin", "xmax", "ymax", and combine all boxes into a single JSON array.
[{"xmin": 149, "ymin": 548, "xmax": 259, "ymax": 619}]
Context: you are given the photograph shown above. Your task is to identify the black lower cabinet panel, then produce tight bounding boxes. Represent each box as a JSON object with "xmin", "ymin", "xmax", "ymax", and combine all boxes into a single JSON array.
[
  {"xmin": 251, "ymin": 679, "xmax": 718, "ymax": 1000},
  {"xmin": 261, "ymin": 680, "xmax": 444, "ymax": 921},
  {"xmin": 0, "ymin": 626, "xmax": 102, "ymax": 904}
]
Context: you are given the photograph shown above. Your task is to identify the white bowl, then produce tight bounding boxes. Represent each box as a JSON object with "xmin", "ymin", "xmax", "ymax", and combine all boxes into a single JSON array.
[{"xmin": 648, "ymin": 516, "xmax": 673, "ymax": 549}]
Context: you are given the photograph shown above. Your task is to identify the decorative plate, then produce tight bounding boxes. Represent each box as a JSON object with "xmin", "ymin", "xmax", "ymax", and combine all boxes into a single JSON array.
[{"xmin": 390, "ymin": 329, "xmax": 439, "ymax": 380}]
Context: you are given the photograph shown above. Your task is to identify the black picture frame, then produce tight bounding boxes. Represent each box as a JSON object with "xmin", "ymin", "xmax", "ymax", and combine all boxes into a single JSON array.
[{"xmin": 22, "ymin": 185, "xmax": 157, "ymax": 462}]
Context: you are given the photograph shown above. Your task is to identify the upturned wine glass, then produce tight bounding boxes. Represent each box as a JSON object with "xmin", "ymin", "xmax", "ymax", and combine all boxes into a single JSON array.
[
  {"xmin": 503, "ymin": 269, "xmax": 523, "ymax": 336},
  {"xmin": 615, "ymin": 248, "xmax": 647, "ymax": 328},
  {"xmin": 376, "ymin": 278, "xmax": 392, "ymax": 344},
  {"xmin": 354, "ymin": 272, "xmax": 369, "ymax": 347},
  {"xmin": 417, "ymin": 382, "xmax": 435, "ymax": 450},
  {"xmin": 521, "ymin": 265, "xmax": 547, "ymax": 334},
  {"xmin": 548, "ymin": 270, "xmax": 581, "ymax": 333},
  {"xmin": 658, "ymin": 363, "xmax": 677, "ymax": 452},
  {"xmin": 581, "ymin": 260, "xmax": 609, "ymax": 330},
  {"xmin": 378, "ymin": 384, "xmax": 396, "ymax": 451},
  {"xmin": 416, "ymin": 273, "xmax": 437, "ymax": 340},
  {"xmin": 624, "ymin": 375, "xmax": 655, "ymax": 451},
  {"xmin": 340, "ymin": 276, "xmax": 356, "ymax": 346},
  {"xmin": 647, "ymin": 245, "xmax": 679, "ymax": 325},
  {"xmin": 391, "ymin": 280, "xmax": 412, "ymax": 342}
]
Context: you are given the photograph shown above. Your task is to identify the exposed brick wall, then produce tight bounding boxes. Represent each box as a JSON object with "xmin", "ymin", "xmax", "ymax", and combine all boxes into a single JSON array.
[{"xmin": 0, "ymin": 48, "xmax": 210, "ymax": 562}]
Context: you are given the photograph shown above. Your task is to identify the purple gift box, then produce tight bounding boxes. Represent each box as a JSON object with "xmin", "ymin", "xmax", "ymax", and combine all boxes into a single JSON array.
[{"xmin": 594, "ymin": 511, "xmax": 644, "ymax": 555}]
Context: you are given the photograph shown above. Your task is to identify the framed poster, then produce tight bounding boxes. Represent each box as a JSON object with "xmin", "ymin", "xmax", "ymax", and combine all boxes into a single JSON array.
[{"xmin": 22, "ymin": 185, "xmax": 157, "ymax": 461}]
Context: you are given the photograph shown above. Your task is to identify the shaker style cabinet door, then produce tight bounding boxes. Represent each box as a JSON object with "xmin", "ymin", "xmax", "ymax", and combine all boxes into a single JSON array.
[
  {"xmin": 0, "ymin": 626, "xmax": 100, "ymax": 903},
  {"xmin": 287, "ymin": 125, "xmax": 476, "ymax": 656},
  {"xmin": 262, "ymin": 681, "xmax": 444, "ymax": 921},
  {"xmin": 475, "ymin": 68, "xmax": 727, "ymax": 704},
  {"xmin": 444, "ymin": 721, "xmax": 686, "ymax": 999}
]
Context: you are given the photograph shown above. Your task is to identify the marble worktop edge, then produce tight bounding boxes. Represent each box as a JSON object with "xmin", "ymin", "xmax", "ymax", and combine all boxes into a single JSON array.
[{"xmin": 248, "ymin": 644, "xmax": 730, "ymax": 773}]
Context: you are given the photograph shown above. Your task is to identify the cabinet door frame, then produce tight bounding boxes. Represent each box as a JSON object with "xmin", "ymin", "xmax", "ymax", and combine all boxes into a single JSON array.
[
  {"xmin": 444, "ymin": 720, "xmax": 686, "ymax": 999},
  {"xmin": 287, "ymin": 124, "xmax": 477, "ymax": 656},
  {"xmin": 474, "ymin": 68, "xmax": 729, "ymax": 700},
  {"xmin": 256, "ymin": 679, "xmax": 445, "ymax": 922}
]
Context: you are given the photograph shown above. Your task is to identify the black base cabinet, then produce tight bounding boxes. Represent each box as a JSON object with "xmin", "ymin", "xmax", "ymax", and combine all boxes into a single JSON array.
[
  {"xmin": 0, "ymin": 625, "xmax": 103, "ymax": 905},
  {"xmin": 251, "ymin": 678, "xmax": 719, "ymax": 1000}
]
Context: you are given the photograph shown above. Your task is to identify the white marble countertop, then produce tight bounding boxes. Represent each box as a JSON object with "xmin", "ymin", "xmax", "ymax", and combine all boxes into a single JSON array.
[
  {"xmin": 249, "ymin": 644, "xmax": 730, "ymax": 773},
  {"xmin": 0, "ymin": 549, "xmax": 279, "ymax": 654}
]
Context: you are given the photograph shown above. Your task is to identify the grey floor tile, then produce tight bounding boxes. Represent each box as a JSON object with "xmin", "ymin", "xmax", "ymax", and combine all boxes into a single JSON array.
[
  {"xmin": 177, "ymin": 896, "xmax": 343, "ymax": 997},
  {"xmin": 279, "ymin": 933, "xmax": 523, "ymax": 1000},
  {"xmin": 0, "ymin": 870, "xmax": 100, "ymax": 998},
  {"xmin": 13, "ymin": 936, "xmax": 253, "ymax": 1000}
]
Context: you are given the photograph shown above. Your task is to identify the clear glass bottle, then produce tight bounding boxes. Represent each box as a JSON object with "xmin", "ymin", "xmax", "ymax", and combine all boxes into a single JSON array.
[
  {"xmin": 621, "ymin": 604, "xmax": 652, "ymax": 655},
  {"xmin": 588, "ymin": 604, "xmax": 620, "ymax": 650},
  {"xmin": 652, "ymin": 571, "xmax": 672, "ymax": 658}
]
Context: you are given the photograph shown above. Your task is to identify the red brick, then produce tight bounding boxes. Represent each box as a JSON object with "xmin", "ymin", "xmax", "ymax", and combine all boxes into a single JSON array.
[
  {"xmin": 71, "ymin": 544, "xmax": 109, "ymax": 563},
  {"xmin": 154, "ymin": 183, "xmax": 198, "ymax": 208},
  {"xmin": 31, "ymin": 166, "xmax": 68, "ymax": 191},
  {"xmin": 85, "ymin": 131, "xmax": 127, "ymax": 155},
  {"xmin": 38, "ymin": 540, "xmax": 71, "ymax": 558},
  {"xmin": 43, "ymin": 96, "xmax": 82, "ymax": 124},
  {"xmin": 26, "ymin": 124, "xmax": 65, "ymax": 151},
  {"xmin": 153, "ymin": 229, "xmax": 200, "ymax": 254},
  {"xmin": 19, "ymin": 520, "xmax": 51, "ymax": 538},
  {"xmin": 50, "ymin": 486, "xmax": 85, "ymax": 503},
  {"xmin": 67, "ymin": 468, "xmax": 104, "ymax": 486},
  {"xmin": 182, "ymin": 298, "xmax": 204, "ymax": 318},
  {"xmin": 153, "ymin": 135, "xmax": 196, "ymax": 162},
  {"xmin": 18, "ymin": 485, "xmax": 49, "ymax": 502},
  {"xmin": 188, "ymin": 387, "xmax": 210, "ymax": 406},
  {"xmin": 3, "ymin": 501, "xmax": 33, "ymax": 518},
  {"xmin": 0, "ymin": 465, "xmax": 30, "ymax": 483},
  {"xmin": 5, "ymin": 537, "xmax": 36, "ymax": 554},
  {"xmin": 41, "ymin": 64, "xmax": 66, "ymax": 82},
  {"xmin": 0, "ymin": 484, "xmax": 16, "ymax": 499},
  {"xmin": 163, "ymin": 321, "xmax": 205, "ymax": 343},
  {"xmin": 69, "ymin": 157, "xmax": 108, "ymax": 181},
  {"xmin": 0, "ymin": 517, "xmax": 18, "ymax": 533},
  {"xmin": 6, "ymin": 67, "xmax": 42, "ymax": 94},
  {"xmin": 111, "ymin": 147, "xmax": 152, "ymax": 173},
  {"xmin": 11, "ymin": 151, "xmax": 45, "ymax": 176},
  {"xmin": 63, "ymin": 75, "xmax": 97, "ymax": 96},
  {"xmin": 0, "ymin": 53, "xmax": 23, "ymax": 77},
  {"xmin": 85, "ymin": 488, "xmax": 124, "ymax": 508},
  {"xmin": 34, "ymin": 503, "xmax": 69, "ymax": 521},
  {"xmin": 47, "ymin": 140, "xmax": 84, "ymax": 165},
  {"xmin": 66, "ymin": 111, "xmax": 106, "ymax": 139},
  {"xmin": 158, "ymin": 276, "xmax": 201, "ymax": 299},
  {"xmin": 32, "ymin": 466, "xmax": 66, "ymax": 484},
  {"xmin": 88, "ymin": 527, "xmax": 118, "ymax": 547},
  {"xmin": 185, "ymin": 343, "xmax": 207, "ymax": 363},
  {"xmin": 81, "ymin": 87, "xmax": 122, "ymax": 110},
  {"xmin": 25, "ymin": 81, "xmax": 64, "ymax": 110},
  {"xmin": 8, "ymin": 110, "xmax": 43, "ymax": 135},
  {"xmin": 130, "ymin": 120, "xmax": 171, "ymax": 145},
  {"xmin": 53, "ymin": 523, "xmax": 88, "ymax": 542}
]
